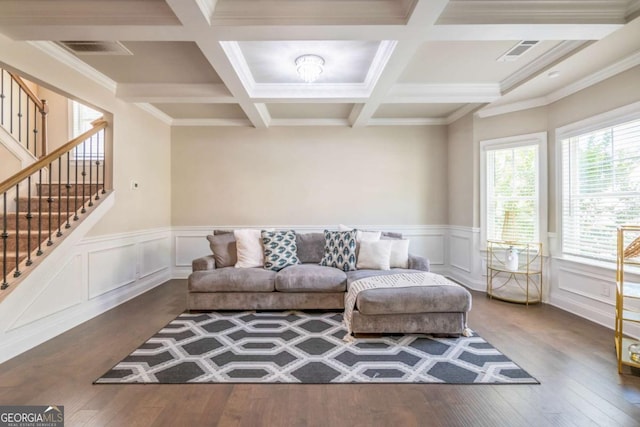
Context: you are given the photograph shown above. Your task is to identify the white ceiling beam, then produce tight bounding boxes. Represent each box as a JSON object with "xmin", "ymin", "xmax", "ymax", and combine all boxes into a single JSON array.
[
  {"xmin": 116, "ymin": 83, "xmax": 234, "ymax": 103},
  {"xmin": 349, "ymin": 0, "xmax": 450, "ymax": 127},
  {"xmin": 0, "ymin": 26, "xmax": 191, "ymax": 41},
  {"xmin": 426, "ymin": 24, "xmax": 623, "ymax": 41},
  {"xmin": 165, "ymin": 0, "xmax": 212, "ymax": 27},
  {"xmin": 172, "ymin": 118, "xmax": 252, "ymax": 127},
  {"xmin": 386, "ymin": 84, "xmax": 501, "ymax": 104}
]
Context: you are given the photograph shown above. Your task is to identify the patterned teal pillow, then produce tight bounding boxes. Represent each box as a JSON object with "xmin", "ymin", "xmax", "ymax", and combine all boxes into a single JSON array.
[
  {"xmin": 319, "ymin": 230, "xmax": 357, "ymax": 271},
  {"xmin": 261, "ymin": 230, "xmax": 300, "ymax": 271}
]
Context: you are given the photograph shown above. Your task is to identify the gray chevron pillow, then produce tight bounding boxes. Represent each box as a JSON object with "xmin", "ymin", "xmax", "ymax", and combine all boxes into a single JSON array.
[{"xmin": 261, "ymin": 230, "xmax": 300, "ymax": 271}]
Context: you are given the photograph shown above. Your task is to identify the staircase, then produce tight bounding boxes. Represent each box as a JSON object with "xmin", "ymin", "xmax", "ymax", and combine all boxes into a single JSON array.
[
  {"xmin": 1, "ymin": 183, "xmax": 104, "ymax": 279},
  {"xmin": 0, "ymin": 67, "xmax": 110, "ymax": 295}
]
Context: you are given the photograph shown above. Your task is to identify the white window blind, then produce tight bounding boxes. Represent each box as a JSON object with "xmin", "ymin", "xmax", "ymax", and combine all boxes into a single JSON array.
[
  {"xmin": 561, "ymin": 118, "xmax": 640, "ymax": 261},
  {"xmin": 71, "ymin": 101, "xmax": 103, "ymax": 160},
  {"xmin": 486, "ymin": 144, "xmax": 540, "ymax": 243}
]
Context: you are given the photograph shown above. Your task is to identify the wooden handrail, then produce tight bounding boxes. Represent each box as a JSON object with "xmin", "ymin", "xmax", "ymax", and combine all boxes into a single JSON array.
[
  {"xmin": 7, "ymin": 71, "xmax": 45, "ymax": 111},
  {"xmin": 0, "ymin": 119, "xmax": 107, "ymax": 195}
]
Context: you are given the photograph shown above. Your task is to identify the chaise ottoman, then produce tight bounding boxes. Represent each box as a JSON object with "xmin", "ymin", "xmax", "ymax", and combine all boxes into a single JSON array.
[{"xmin": 344, "ymin": 272, "xmax": 472, "ymax": 337}]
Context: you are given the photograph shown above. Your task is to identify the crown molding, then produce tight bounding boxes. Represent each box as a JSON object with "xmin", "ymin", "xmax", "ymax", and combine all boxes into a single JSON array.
[
  {"xmin": 547, "ymin": 49, "xmax": 640, "ymax": 104},
  {"xmin": 476, "ymin": 97, "xmax": 549, "ymax": 119},
  {"xmin": 133, "ymin": 103, "xmax": 173, "ymax": 125},
  {"xmin": 269, "ymin": 118, "xmax": 350, "ymax": 127},
  {"xmin": 368, "ymin": 118, "xmax": 447, "ymax": 126},
  {"xmin": 500, "ymin": 40, "xmax": 588, "ymax": 93},
  {"xmin": 386, "ymin": 83, "xmax": 501, "ymax": 103},
  {"xmin": 171, "ymin": 118, "xmax": 253, "ymax": 126},
  {"xmin": 445, "ymin": 103, "xmax": 481, "ymax": 125},
  {"xmin": 627, "ymin": 0, "xmax": 640, "ymax": 19},
  {"xmin": 28, "ymin": 41, "xmax": 117, "ymax": 93},
  {"xmin": 477, "ymin": 49, "xmax": 640, "ymax": 119}
]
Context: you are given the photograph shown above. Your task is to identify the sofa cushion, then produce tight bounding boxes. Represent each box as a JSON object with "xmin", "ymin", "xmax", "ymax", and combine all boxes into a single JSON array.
[
  {"xmin": 235, "ymin": 228, "xmax": 273, "ymax": 268},
  {"xmin": 296, "ymin": 232, "xmax": 325, "ymax": 264},
  {"xmin": 319, "ymin": 230, "xmax": 357, "ymax": 272},
  {"xmin": 356, "ymin": 240, "xmax": 392, "ymax": 270},
  {"xmin": 356, "ymin": 285, "xmax": 472, "ymax": 315},
  {"xmin": 189, "ymin": 268, "xmax": 276, "ymax": 292},
  {"xmin": 207, "ymin": 234, "xmax": 237, "ymax": 268},
  {"xmin": 389, "ymin": 239, "xmax": 410, "ymax": 268},
  {"xmin": 276, "ymin": 264, "xmax": 347, "ymax": 292},
  {"xmin": 345, "ymin": 269, "xmax": 425, "ymax": 290},
  {"xmin": 381, "ymin": 231, "xmax": 403, "ymax": 240},
  {"xmin": 262, "ymin": 230, "xmax": 300, "ymax": 271}
]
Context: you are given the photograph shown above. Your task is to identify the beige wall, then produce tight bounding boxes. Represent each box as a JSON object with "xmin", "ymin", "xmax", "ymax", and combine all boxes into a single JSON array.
[
  {"xmin": 171, "ymin": 126, "xmax": 448, "ymax": 226},
  {"xmin": 0, "ymin": 143, "xmax": 20, "ymax": 182},
  {"xmin": 447, "ymin": 113, "xmax": 474, "ymax": 227},
  {"xmin": 0, "ymin": 35, "xmax": 172, "ymax": 235}
]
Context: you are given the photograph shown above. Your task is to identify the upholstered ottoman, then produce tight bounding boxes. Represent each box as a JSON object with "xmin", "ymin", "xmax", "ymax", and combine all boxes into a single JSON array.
[{"xmin": 344, "ymin": 272, "xmax": 472, "ymax": 337}]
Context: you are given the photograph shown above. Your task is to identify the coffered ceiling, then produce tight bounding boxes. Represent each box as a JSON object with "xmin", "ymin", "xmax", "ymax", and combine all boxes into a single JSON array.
[{"xmin": 0, "ymin": 0, "xmax": 639, "ymax": 127}]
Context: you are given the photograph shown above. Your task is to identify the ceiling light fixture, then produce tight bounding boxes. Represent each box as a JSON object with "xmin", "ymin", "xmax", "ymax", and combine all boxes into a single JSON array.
[
  {"xmin": 548, "ymin": 70, "xmax": 560, "ymax": 79},
  {"xmin": 296, "ymin": 54, "xmax": 324, "ymax": 83}
]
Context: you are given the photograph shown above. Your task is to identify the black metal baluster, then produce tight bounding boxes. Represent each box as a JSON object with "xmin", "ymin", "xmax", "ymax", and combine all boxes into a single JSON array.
[
  {"xmin": 36, "ymin": 170, "xmax": 43, "ymax": 256},
  {"xmin": 13, "ymin": 184, "xmax": 20, "ymax": 278},
  {"xmin": 9, "ymin": 78, "xmax": 13, "ymax": 133},
  {"xmin": 17, "ymin": 87, "xmax": 22, "ymax": 142},
  {"xmin": 101, "ymin": 131, "xmax": 106, "ymax": 194},
  {"xmin": 74, "ymin": 151, "xmax": 79, "ymax": 221},
  {"xmin": 47, "ymin": 162, "xmax": 53, "ymax": 246},
  {"xmin": 26, "ymin": 97, "xmax": 30, "ymax": 152},
  {"xmin": 65, "ymin": 152, "xmax": 71, "ymax": 229},
  {"xmin": 33, "ymin": 103, "xmax": 38, "ymax": 158},
  {"xmin": 88, "ymin": 136, "xmax": 94, "ymax": 207},
  {"xmin": 56, "ymin": 157, "xmax": 62, "ymax": 237},
  {"xmin": 95, "ymin": 132, "xmax": 101, "ymax": 201},
  {"xmin": 26, "ymin": 176, "xmax": 33, "ymax": 266},
  {"xmin": 1, "ymin": 192, "xmax": 7, "ymax": 289},
  {"xmin": 0, "ymin": 70, "xmax": 4, "ymax": 127},
  {"xmin": 81, "ymin": 147, "xmax": 86, "ymax": 214}
]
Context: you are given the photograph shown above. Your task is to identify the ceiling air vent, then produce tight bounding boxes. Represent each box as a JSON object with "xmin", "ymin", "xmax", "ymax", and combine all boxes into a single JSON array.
[
  {"xmin": 57, "ymin": 41, "xmax": 133, "ymax": 56},
  {"xmin": 497, "ymin": 40, "xmax": 539, "ymax": 62}
]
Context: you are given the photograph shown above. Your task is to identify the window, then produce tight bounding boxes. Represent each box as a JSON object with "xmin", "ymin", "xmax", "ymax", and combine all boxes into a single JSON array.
[
  {"xmin": 70, "ymin": 100, "xmax": 103, "ymax": 160},
  {"xmin": 481, "ymin": 133, "xmax": 547, "ymax": 246},
  {"xmin": 559, "ymin": 108, "xmax": 640, "ymax": 262}
]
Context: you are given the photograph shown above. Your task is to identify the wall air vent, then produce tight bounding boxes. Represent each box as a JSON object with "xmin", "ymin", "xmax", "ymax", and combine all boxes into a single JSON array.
[
  {"xmin": 497, "ymin": 40, "xmax": 539, "ymax": 62},
  {"xmin": 57, "ymin": 41, "xmax": 133, "ymax": 56}
]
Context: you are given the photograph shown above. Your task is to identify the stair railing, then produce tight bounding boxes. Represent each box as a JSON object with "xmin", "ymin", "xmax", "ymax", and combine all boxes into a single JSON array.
[
  {"xmin": 0, "ymin": 68, "xmax": 48, "ymax": 158},
  {"xmin": 1, "ymin": 118, "xmax": 108, "ymax": 291}
]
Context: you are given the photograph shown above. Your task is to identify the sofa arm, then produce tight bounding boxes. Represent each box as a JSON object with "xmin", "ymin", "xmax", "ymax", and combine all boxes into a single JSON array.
[
  {"xmin": 408, "ymin": 254, "xmax": 430, "ymax": 271},
  {"xmin": 192, "ymin": 255, "xmax": 216, "ymax": 271}
]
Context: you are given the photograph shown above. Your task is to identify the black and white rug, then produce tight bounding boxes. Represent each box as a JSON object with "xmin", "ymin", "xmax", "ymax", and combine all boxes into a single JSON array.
[{"xmin": 96, "ymin": 311, "xmax": 537, "ymax": 384}]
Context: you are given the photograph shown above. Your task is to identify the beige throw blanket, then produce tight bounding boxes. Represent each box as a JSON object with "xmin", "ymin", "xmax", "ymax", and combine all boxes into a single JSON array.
[{"xmin": 343, "ymin": 272, "xmax": 470, "ymax": 340}]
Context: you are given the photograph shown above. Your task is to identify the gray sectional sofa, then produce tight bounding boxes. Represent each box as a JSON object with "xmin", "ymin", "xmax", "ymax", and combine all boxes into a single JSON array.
[{"xmin": 188, "ymin": 231, "xmax": 472, "ymax": 336}]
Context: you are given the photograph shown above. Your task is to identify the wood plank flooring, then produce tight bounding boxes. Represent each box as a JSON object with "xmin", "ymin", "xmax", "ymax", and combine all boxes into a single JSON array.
[{"xmin": 1, "ymin": 280, "xmax": 639, "ymax": 426}]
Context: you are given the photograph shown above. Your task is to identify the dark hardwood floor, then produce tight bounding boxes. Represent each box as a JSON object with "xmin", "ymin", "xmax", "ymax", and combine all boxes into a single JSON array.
[{"xmin": 1, "ymin": 280, "xmax": 640, "ymax": 426}]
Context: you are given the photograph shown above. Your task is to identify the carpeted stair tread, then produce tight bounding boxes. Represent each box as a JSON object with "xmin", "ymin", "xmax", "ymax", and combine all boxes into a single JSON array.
[
  {"xmin": 15, "ymin": 196, "xmax": 94, "ymax": 213},
  {"xmin": 37, "ymin": 183, "xmax": 103, "ymax": 197}
]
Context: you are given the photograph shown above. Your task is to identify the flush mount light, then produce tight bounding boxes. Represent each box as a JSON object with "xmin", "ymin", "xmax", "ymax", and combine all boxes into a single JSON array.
[
  {"xmin": 548, "ymin": 70, "xmax": 561, "ymax": 79},
  {"xmin": 295, "ymin": 54, "xmax": 324, "ymax": 83}
]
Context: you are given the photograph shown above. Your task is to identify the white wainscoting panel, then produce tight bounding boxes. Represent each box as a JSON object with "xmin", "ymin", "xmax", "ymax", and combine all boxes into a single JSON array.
[
  {"xmin": 0, "ymin": 219, "xmax": 172, "ymax": 364},
  {"xmin": 9, "ymin": 255, "xmax": 83, "ymax": 330},
  {"xmin": 450, "ymin": 234, "xmax": 471, "ymax": 273},
  {"xmin": 88, "ymin": 244, "xmax": 138, "ymax": 299}
]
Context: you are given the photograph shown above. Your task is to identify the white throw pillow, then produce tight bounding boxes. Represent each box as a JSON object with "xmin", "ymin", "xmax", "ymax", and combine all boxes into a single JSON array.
[
  {"xmin": 338, "ymin": 224, "xmax": 381, "ymax": 242},
  {"xmin": 356, "ymin": 240, "xmax": 392, "ymax": 270},
  {"xmin": 389, "ymin": 239, "xmax": 410, "ymax": 268},
  {"xmin": 234, "ymin": 228, "xmax": 273, "ymax": 268}
]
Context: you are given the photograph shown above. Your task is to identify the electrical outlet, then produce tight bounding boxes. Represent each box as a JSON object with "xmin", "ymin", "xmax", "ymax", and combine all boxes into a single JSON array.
[{"xmin": 130, "ymin": 180, "xmax": 140, "ymax": 190}]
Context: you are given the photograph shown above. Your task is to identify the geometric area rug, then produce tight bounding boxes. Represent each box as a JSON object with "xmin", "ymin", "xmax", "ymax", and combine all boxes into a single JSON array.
[{"xmin": 95, "ymin": 311, "xmax": 538, "ymax": 384}]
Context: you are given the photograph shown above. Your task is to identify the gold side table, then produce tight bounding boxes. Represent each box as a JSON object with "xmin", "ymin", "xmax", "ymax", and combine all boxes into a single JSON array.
[{"xmin": 486, "ymin": 240, "xmax": 542, "ymax": 305}]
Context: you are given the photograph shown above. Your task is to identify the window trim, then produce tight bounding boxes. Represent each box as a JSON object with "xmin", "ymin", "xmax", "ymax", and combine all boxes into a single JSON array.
[
  {"xmin": 68, "ymin": 99, "xmax": 105, "ymax": 161},
  {"xmin": 480, "ymin": 132, "xmax": 548, "ymax": 251},
  {"xmin": 555, "ymin": 100, "xmax": 640, "ymax": 262}
]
